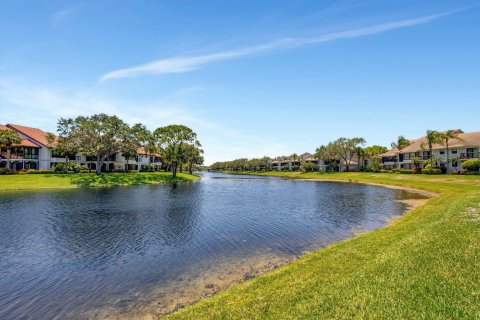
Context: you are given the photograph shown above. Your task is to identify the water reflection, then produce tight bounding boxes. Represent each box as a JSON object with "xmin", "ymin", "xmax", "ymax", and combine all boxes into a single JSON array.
[{"xmin": 0, "ymin": 173, "xmax": 428, "ymax": 319}]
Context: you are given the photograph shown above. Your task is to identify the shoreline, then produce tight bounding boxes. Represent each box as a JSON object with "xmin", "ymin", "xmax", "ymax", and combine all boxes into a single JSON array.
[
  {"xmin": 91, "ymin": 173, "xmax": 428, "ymax": 319},
  {"xmin": 167, "ymin": 172, "xmax": 480, "ymax": 319},
  {"xmin": 0, "ymin": 172, "xmax": 200, "ymax": 192}
]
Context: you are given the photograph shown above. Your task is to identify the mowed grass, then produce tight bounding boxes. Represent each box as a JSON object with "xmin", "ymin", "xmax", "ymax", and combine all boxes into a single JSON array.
[
  {"xmin": 168, "ymin": 172, "xmax": 480, "ymax": 319},
  {"xmin": 0, "ymin": 171, "xmax": 199, "ymax": 190}
]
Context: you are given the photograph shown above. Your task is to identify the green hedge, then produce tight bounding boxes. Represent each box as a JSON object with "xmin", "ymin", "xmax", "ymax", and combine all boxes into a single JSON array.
[
  {"xmin": 422, "ymin": 168, "xmax": 442, "ymax": 175},
  {"xmin": 0, "ymin": 168, "xmax": 18, "ymax": 175},
  {"xmin": 462, "ymin": 159, "xmax": 480, "ymax": 172}
]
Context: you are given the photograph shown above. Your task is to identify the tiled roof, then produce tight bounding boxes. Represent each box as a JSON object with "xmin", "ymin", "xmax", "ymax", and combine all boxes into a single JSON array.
[
  {"xmin": 15, "ymin": 140, "xmax": 40, "ymax": 148},
  {"xmin": 6, "ymin": 124, "xmax": 54, "ymax": 147},
  {"xmin": 381, "ymin": 131, "xmax": 480, "ymax": 156},
  {"xmin": 137, "ymin": 147, "xmax": 162, "ymax": 158},
  {"xmin": 1, "ymin": 124, "xmax": 40, "ymax": 148}
]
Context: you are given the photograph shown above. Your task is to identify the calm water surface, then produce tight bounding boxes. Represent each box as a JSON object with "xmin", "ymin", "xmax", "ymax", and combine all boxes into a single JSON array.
[{"xmin": 0, "ymin": 173, "xmax": 428, "ymax": 319}]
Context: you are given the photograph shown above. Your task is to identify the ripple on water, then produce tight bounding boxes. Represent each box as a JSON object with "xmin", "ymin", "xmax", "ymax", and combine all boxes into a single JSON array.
[{"xmin": 0, "ymin": 173, "xmax": 429, "ymax": 319}]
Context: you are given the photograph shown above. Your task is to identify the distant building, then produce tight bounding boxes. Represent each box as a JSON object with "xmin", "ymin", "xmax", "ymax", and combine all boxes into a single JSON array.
[
  {"xmin": 0, "ymin": 124, "xmax": 162, "ymax": 171},
  {"xmin": 381, "ymin": 130, "xmax": 480, "ymax": 172},
  {"xmin": 271, "ymin": 152, "xmax": 369, "ymax": 172}
]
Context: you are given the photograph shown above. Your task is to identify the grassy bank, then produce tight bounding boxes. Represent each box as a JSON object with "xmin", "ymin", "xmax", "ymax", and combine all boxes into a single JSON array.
[
  {"xmin": 168, "ymin": 172, "xmax": 480, "ymax": 319},
  {"xmin": 0, "ymin": 172, "xmax": 199, "ymax": 191}
]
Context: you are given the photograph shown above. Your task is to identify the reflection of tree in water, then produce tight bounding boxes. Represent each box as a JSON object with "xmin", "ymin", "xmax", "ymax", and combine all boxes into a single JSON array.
[{"xmin": 50, "ymin": 183, "xmax": 202, "ymax": 271}]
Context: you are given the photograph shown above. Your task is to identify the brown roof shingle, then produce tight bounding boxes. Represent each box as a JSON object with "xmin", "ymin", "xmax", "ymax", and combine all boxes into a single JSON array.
[
  {"xmin": 1, "ymin": 124, "xmax": 40, "ymax": 148},
  {"xmin": 6, "ymin": 124, "xmax": 53, "ymax": 147}
]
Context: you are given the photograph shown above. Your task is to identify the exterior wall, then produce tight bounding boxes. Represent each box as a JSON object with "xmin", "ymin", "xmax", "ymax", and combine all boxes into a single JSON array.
[
  {"xmin": 384, "ymin": 146, "xmax": 479, "ymax": 172},
  {"xmin": 38, "ymin": 147, "xmax": 51, "ymax": 169}
]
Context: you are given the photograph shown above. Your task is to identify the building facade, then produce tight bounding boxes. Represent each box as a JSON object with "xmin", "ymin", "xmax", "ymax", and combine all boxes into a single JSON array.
[
  {"xmin": 381, "ymin": 130, "xmax": 480, "ymax": 172},
  {"xmin": 271, "ymin": 152, "xmax": 370, "ymax": 172},
  {"xmin": 0, "ymin": 124, "xmax": 162, "ymax": 171}
]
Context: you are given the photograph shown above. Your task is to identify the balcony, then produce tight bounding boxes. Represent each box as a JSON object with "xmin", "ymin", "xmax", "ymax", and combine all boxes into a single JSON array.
[{"xmin": 460, "ymin": 152, "xmax": 480, "ymax": 159}]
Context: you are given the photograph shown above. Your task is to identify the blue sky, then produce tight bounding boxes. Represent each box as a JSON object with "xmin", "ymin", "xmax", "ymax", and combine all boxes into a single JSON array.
[{"xmin": 1, "ymin": 0, "xmax": 479, "ymax": 164}]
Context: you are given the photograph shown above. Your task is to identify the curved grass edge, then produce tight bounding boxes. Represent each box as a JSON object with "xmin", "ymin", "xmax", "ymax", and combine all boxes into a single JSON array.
[
  {"xmin": 167, "ymin": 172, "xmax": 480, "ymax": 319},
  {"xmin": 0, "ymin": 172, "xmax": 200, "ymax": 191}
]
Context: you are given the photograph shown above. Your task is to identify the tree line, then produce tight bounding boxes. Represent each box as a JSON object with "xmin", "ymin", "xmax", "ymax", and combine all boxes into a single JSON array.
[
  {"xmin": 0, "ymin": 114, "xmax": 204, "ymax": 177},
  {"xmin": 210, "ymin": 137, "xmax": 388, "ymax": 172}
]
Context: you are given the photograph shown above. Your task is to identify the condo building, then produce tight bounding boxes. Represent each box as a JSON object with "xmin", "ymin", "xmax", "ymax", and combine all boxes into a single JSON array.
[
  {"xmin": 0, "ymin": 124, "xmax": 162, "ymax": 171},
  {"xmin": 271, "ymin": 152, "xmax": 370, "ymax": 172},
  {"xmin": 381, "ymin": 130, "xmax": 480, "ymax": 172}
]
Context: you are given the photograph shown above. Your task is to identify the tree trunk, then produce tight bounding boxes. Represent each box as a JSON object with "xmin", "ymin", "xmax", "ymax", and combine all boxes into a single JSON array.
[
  {"xmin": 179, "ymin": 164, "xmax": 183, "ymax": 173},
  {"xmin": 126, "ymin": 157, "xmax": 129, "ymax": 172},
  {"xmin": 189, "ymin": 162, "xmax": 193, "ymax": 174},
  {"xmin": 445, "ymin": 139, "xmax": 450, "ymax": 174},
  {"xmin": 6, "ymin": 147, "xmax": 11, "ymax": 169},
  {"xmin": 96, "ymin": 157, "xmax": 102, "ymax": 175},
  {"xmin": 172, "ymin": 162, "xmax": 177, "ymax": 178},
  {"xmin": 65, "ymin": 156, "xmax": 69, "ymax": 173},
  {"xmin": 429, "ymin": 144, "xmax": 433, "ymax": 168}
]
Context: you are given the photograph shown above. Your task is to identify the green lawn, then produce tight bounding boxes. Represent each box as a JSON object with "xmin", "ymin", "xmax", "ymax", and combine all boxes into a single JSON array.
[
  {"xmin": 0, "ymin": 171, "xmax": 199, "ymax": 190},
  {"xmin": 168, "ymin": 172, "xmax": 480, "ymax": 319}
]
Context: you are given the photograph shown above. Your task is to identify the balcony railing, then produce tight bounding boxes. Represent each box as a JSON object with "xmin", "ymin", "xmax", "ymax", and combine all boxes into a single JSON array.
[{"xmin": 460, "ymin": 152, "xmax": 480, "ymax": 159}]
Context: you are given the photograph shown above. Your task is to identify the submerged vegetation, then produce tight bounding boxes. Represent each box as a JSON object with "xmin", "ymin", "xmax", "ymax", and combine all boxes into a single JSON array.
[{"xmin": 167, "ymin": 172, "xmax": 480, "ymax": 319}]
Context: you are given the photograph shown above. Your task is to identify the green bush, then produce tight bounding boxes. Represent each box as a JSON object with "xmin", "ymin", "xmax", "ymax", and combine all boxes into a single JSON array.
[
  {"xmin": 301, "ymin": 161, "xmax": 318, "ymax": 172},
  {"xmin": 25, "ymin": 169, "xmax": 39, "ymax": 174},
  {"xmin": 422, "ymin": 168, "xmax": 442, "ymax": 175},
  {"xmin": 0, "ymin": 168, "xmax": 17, "ymax": 175},
  {"xmin": 52, "ymin": 163, "xmax": 66, "ymax": 172},
  {"xmin": 462, "ymin": 159, "xmax": 480, "ymax": 172},
  {"xmin": 39, "ymin": 168, "xmax": 53, "ymax": 174}
]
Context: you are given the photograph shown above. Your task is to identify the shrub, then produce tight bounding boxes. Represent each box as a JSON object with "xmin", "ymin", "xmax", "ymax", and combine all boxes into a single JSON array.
[
  {"xmin": 66, "ymin": 162, "xmax": 82, "ymax": 173},
  {"xmin": 422, "ymin": 168, "xmax": 442, "ymax": 175},
  {"xmin": 379, "ymin": 169, "xmax": 389, "ymax": 173},
  {"xmin": 25, "ymin": 169, "xmax": 39, "ymax": 174},
  {"xmin": 301, "ymin": 161, "xmax": 318, "ymax": 172},
  {"xmin": 0, "ymin": 168, "xmax": 17, "ymax": 175},
  {"xmin": 52, "ymin": 163, "xmax": 66, "ymax": 173},
  {"xmin": 462, "ymin": 159, "xmax": 480, "ymax": 172}
]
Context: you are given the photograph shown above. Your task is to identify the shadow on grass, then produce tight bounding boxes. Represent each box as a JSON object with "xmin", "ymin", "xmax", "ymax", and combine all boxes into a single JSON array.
[{"xmin": 53, "ymin": 172, "xmax": 188, "ymax": 187}]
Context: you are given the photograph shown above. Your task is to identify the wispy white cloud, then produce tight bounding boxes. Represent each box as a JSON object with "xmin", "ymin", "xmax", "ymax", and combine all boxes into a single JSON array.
[
  {"xmin": 0, "ymin": 79, "xmax": 291, "ymax": 164},
  {"xmin": 99, "ymin": 10, "xmax": 458, "ymax": 82},
  {"xmin": 52, "ymin": 8, "xmax": 74, "ymax": 24},
  {"xmin": 0, "ymin": 79, "xmax": 215, "ymax": 131}
]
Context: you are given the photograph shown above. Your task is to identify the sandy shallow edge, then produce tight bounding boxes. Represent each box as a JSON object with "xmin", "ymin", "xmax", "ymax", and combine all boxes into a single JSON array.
[
  {"xmin": 87, "ymin": 176, "xmax": 441, "ymax": 319},
  {"xmin": 293, "ymin": 178, "xmax": 439, "ymax": 198}
]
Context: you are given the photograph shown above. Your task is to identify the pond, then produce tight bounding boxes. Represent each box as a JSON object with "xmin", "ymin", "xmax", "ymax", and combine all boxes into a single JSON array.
[{"xmin": 0, "ymin": 173, "xmax": 429, "ymax": 319}]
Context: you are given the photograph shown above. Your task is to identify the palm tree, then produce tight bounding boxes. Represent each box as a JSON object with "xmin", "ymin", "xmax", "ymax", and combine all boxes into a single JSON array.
[
  {"xmin": 391, "ymin": 135, "xmax": 410, "ymax": 151},
  {"xmin": 0, "ymin": 129, "xmax": 22, "ymax": 169},
  {"xmin": 291, "ymin": 153, "xmax": 298, "ymax": 171},
  {"xmin": 439, "ymin": 130, "xmax": 464, "ymax": 173},
  {"xmin": 421, "ymin": 130, "xmax": 443, "ymax": 170},
  {"xmin": 391, "ymin": 136, "xmax": 410, "ymax": 168},
  {"xmin": 356, "ymin": 147, "xmax": 364, "ymax": 170}
]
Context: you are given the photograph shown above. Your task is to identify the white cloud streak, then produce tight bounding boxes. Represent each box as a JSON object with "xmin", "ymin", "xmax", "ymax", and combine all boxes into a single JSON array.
[{"xmin": 99, "ymin": 10, "xmax": 457, "ymax": 82}]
